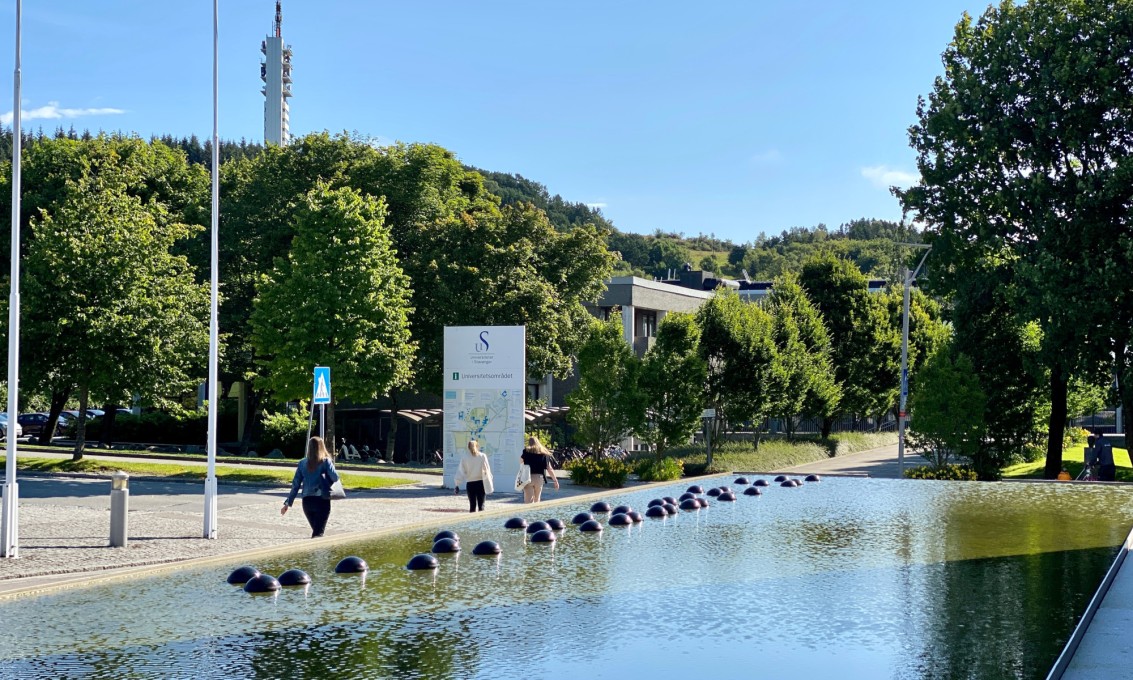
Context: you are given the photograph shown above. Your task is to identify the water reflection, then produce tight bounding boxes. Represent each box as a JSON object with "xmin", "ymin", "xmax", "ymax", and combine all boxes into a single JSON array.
[{"xmin": 1, "ymin": 478, "xmax": 1129, "ymax": 679}]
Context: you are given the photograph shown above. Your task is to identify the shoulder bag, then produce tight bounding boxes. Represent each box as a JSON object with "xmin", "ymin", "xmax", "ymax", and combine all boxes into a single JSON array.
[{"xmin": 514, "ymin": 464, "xmax": 531, "ymax": 492}]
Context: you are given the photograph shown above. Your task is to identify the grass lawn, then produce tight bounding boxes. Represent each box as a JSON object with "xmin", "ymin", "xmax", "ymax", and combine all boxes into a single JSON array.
[
  {"xmin": 2, "ymin": 457, "xmax": 412, "ymax": 490},
  {"xmin": 1001, "ymin": 446, "xmax": 1133, "ymax": 482},
  {"xmin": 15, "ymin": 443, "xmax": 440, "ymax": 475},
  {"xmin": 667, "ymin": 432, "xmax": 897, "ymax": 475}
]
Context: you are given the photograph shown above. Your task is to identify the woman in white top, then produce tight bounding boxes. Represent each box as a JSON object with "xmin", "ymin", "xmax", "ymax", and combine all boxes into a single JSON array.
[{"xmin": 454, "ymin": 440, "xmax": 494, "ymax": 512}]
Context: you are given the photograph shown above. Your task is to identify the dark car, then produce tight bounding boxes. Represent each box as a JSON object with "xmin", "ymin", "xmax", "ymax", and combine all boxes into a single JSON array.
[{"xmin": 17, "ymin": 413, "xmax": 48, "ymax": 438}]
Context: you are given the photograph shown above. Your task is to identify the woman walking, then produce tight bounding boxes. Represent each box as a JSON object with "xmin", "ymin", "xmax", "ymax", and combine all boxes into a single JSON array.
[
  {"xmin": 520, "ymin": 436, "xmax": 559, "ymax": 503},
  {"xmin": 280, "ymin": 436, "xmax": 340, "ymax": 537},
  {"xmin": 454, "ymin": 440, "xmax": 494, "ymax": 512}
]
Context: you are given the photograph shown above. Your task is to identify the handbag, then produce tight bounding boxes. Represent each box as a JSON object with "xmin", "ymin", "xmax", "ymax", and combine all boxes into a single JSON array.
[
  {"xmin": 328, "ymin": 479, "xmax": 346, "ymax": 500},
  {"xmin": 514, "ymin": 464, "xmax": 531, "ymax": 491},
  {"xmin": 482, "ymin": 458, "xmax": 495, "ymax": 495}
]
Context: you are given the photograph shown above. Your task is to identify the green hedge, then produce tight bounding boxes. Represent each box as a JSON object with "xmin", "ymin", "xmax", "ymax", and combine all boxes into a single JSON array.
[
  {"xmin": 633, "ymin": 456, "xmax": 684, "ymax": 482},
  {"xmin": 261, "ymin": 409, "xmax": 310, "ymax": 458},
  {"xmin": 904, "ymin": 464, "xmax": 978, "ymax": 481},
  {"xmin": 82, "ymin": 407, "xmax": 239, "ymax": 446},
  {"xmin": 564, "ymin": 457, "xmax": 631, "ymax": 488}
]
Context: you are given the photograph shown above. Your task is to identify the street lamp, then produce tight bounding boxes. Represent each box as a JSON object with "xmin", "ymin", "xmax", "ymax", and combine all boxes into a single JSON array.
[
  {"xmin": 2, "ymin": 0, "xmax": 23, "ymax": 559},
  {"xmin": 898, "ymin": 244, "xmax": 931, "ymax": 477}
]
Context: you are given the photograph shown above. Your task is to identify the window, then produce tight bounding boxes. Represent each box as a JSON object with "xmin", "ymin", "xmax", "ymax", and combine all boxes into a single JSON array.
[{"xmin": 636, "ymin": 310, "xmax": 657, "ymax": 338}]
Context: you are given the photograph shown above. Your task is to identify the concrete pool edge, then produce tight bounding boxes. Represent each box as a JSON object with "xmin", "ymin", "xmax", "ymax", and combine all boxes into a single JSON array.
[{"xmin": 0, "ymin": 474, "xmax": 727, "ymax": 601}]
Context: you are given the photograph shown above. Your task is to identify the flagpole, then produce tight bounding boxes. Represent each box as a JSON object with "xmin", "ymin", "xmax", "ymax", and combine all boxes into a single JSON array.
[
  {"xmin": 202, "ymin": 0, "xmax": 219, "ymax": 538},
  {"xmin": 2, "ymin": 0, "xmax": 23, "ymax": 559}
]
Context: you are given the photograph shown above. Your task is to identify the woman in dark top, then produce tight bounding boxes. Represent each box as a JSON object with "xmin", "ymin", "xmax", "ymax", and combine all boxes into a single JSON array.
[{"xmin": 520, "ymin": 436, "xmax": 559, "ymax": 503}]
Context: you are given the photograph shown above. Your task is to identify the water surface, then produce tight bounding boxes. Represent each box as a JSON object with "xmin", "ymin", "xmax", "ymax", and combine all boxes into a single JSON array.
[{"xmin": 2, "ymin": 477, "xmax": 1130, "ymax": 679}]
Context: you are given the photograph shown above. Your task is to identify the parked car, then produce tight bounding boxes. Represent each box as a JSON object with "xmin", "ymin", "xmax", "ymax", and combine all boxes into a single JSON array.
[
  {"xmin": 0, "ymin": 413, "xmax": 22, "ymax": 440},
  {"xmin": 17, "ymin": 413, "xmax": 48, "ymax": 438}
]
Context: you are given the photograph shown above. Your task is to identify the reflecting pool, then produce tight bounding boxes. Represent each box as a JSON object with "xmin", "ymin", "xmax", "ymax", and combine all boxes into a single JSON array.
[{"xmin": 2, "ymin": 477, "xmax": 1131, "ymax": 679}]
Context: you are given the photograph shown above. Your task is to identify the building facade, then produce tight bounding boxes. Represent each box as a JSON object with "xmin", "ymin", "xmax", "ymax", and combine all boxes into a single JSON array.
[{"xmin": 261, "ymin": 2, "xmax": 293, "ymax": 146}]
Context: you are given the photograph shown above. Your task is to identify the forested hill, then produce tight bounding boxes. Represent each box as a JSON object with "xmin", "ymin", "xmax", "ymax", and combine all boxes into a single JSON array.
[
  {"xmin": 0, "ymin": 128, "xmax": 920, "ymax": 282},
  {"xmin": 468, "ymin": 165, "xmax": 923, "ymax": 282}
]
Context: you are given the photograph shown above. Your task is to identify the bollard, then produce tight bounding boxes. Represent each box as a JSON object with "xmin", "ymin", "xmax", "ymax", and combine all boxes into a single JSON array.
[{"xmin": 110, "ymin": 471, "xmax": 129, "ymax": 547}]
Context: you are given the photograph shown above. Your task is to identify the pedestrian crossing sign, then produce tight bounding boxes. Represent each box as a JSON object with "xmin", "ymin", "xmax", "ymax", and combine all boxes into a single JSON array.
[{"xmin": 313, "ymin": 366, "xmax": 331, "ymax": 404}]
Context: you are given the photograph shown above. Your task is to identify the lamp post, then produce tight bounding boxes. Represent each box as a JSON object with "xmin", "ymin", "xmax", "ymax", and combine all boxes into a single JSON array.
[
  {"xmin": 898, "ymin": 244, "xmax": 931, "ymax": 477},
  {"xmin": 202, "ymin": 0, "xmax": 220, "ymax": 539},
  {"xmin": 2, "ymin": 0, "xmax": 23, "ymax": 559}
]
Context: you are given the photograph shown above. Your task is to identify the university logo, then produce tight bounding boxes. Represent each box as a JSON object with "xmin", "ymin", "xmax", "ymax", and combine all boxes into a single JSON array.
[{"xmin": 474, "ymin": 330, "xmax": 490, "ymax": 352}]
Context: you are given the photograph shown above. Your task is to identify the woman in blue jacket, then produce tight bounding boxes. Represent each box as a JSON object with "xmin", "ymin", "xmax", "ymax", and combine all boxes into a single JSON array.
[{"xmin": 280, "ymin": 436, "xmax": 340, "ymax": 537}]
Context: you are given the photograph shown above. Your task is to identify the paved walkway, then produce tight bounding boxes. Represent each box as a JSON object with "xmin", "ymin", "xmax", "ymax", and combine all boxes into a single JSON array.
[
  {"xmin": 1059, "ymin": 541, "xmax": 1133, "ymax": 679},
  {"xmin": 785, "ymin": 443, "xmax": 904, "ymax": 478}
]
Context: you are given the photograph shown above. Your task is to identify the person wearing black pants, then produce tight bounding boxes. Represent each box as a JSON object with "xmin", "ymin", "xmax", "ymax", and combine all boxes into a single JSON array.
[
  {"xmin": 465, "ymin": 479, "xmax": 486, "ymax": 512},
  {"xmin": 281, "ymin": 436, "xmax": 340, "ymax": 537},
  {"xmin": 455, "ymin": 440, "xmax": 494, "ymax": 513}
]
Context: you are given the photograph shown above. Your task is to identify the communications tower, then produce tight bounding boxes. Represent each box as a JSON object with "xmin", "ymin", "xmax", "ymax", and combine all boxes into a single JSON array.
[{"xmin": 260, "ymin": 2, "xmax": 292, "ymax": 146}]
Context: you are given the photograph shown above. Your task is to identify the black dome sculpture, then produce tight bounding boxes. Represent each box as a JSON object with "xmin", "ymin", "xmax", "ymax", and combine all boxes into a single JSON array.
[
  {"xmin": 504, "ymin": 517, "xmax": 528, "ymax": 529},
  {"xmin": 227, "ymin": 565, "xmax": 260, "ymax": 585},
  {"xmin": 472, "ymin": 540, "xmax": 502, "ymax": 555},
  {"xmin": 406, "ymin": 554, "xmax": 440, "ymax": 570},
  {"xmin": 277, "ymin": 569, "xmax": 311, "ymax": 586},
  {"xmin": 432, "ymin": 537, "xmax": 461, "ymax": 554},
  {"xmin": 572, "ymin": 512, "xmax": 595, "ymax": 525},
  {"xmin": 243, "ymin": 574, "xmax": 281, "ymax": 594},
  {"xmin": 334, "ymin": 556, "xmax": 369, "ymax": 574},
  {"xmin": 526, "ymin": 521, "xmax": 551, "ymax": 535},
  {"xmin": 579, "ymin": 519, "xmax": 604, "ymax": 532},
  {"xmin": 530, "ymin": 529, "xmax": 557, "ymax": 543}
]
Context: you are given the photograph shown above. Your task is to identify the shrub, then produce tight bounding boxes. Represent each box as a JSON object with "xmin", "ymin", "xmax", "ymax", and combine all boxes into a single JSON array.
[
  {"xmin": 261, "ymin": 408, "xmax": 310, "ymax": 459},
  {"xmin": 564, "ymin": 457, "xmax": 631, "ymax": 488},
  {"xmin": 904, "ymin": 464, "xmax": 978, "ymax": 481},
  {"xmin": 1063, "ymin": 426, "xmax": 1091, "ymax": 449},
  {"xmin": 634, "ymin": 456, "xmax": 684, "ymax": 482}
]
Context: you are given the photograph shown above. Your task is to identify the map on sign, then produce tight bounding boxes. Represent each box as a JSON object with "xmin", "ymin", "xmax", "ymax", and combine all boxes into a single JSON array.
[{"xmin": 444, "ymin": 389, "xmax": 524, "ymax": 476}]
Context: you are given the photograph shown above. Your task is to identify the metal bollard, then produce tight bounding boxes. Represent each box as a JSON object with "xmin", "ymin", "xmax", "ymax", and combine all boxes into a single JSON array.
[{"xmin": 110, "ymin": 471, "xmax": 129, "ymax": 547}]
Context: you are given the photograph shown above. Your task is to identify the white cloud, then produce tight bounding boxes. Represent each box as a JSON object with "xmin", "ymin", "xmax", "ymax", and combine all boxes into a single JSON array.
[
  {"xmin": 861, "ymin": 165, "xmax": 919, "ymax": 189},
  {"xmin": 586, "ymin": 202, "xmax": 607, "ymax": 209},
  {"xmin": 0, "ymin": 101, "xmax": 126, "ymax": 125}
]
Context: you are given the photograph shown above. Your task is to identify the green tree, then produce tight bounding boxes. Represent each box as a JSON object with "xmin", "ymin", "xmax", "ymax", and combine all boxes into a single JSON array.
[
  {"xmin": 798, "ymin": 254, "xmax": 901, "ymax": 435},
  {"xmin": 0, "ymin": 137, "xmax": 209, "ymax": 451},
  {"xmin": 695, "ymin": 289, "xmax": 778, "ymax": 454},
  {"xmin": 908, "ymin": 344, "xmax": 988, "ymax": 476},
  {"xmin": 250, "ymin": 183, "xmax": 415, "ymax": 451},
  {"xmin": 767, "ymin": 272, "xmax": 840, "ymax": 435},
  {"xmin": 950, "ymin": 261, "xmax": 1048, "ymax": 472},
  {"xmin": 636, "ymin": 313, "xmax": 706, "ymax": 459},
  {"xmin": 223, "ymin": 135, "xmax": 614, "ymax": 457},
  {"xmin": 565, "ymin": 316, "xmax": 643, "ymax": 455},
  {"xmin": 896, "ymin": 0, "xmax": 1133, "ymax": 478}
]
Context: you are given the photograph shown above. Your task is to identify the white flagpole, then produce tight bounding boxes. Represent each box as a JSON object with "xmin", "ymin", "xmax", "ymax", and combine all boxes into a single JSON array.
[
  {"xmin": 202, "ymin": 0, "xmax": 219, "ymax": 538},
  {"xmin": 2, "ymin": 0, "xmax": 23, "ymax": 559}
]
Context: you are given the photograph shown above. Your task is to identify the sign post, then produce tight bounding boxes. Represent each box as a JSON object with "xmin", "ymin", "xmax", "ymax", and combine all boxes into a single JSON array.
[
  {"xmin": 313, "ymin": 366, "xmax": 331, "ymax": 443},
  {"xmin": 443, "ymin": 327, "xmax": 525, "ymax": 491}
]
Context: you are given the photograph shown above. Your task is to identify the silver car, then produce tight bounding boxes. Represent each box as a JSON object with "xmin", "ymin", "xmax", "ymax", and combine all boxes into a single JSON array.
[{"xmin": 0, "ymin": 413, "xmax": 23, "ymax": 440}]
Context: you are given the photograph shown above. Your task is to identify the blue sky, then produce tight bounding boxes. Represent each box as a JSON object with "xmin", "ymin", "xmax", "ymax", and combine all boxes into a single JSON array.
[{"xmin": 0, "ymin": 1, "xmax": 983, "ymax": 244}]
